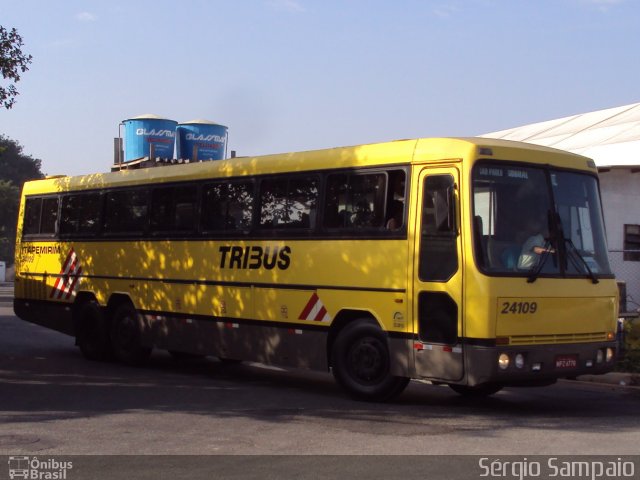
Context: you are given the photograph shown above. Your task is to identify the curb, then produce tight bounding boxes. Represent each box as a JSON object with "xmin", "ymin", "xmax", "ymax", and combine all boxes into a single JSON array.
[{"xmin": 573, "ymin": 372, "xmax": 640, "ymax": 388}]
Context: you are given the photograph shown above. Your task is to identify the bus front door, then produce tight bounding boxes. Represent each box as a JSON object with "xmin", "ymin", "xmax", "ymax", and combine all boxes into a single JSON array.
[{"xmin": 412, "ymin": 166, "xmax": 464, "ymax": 382}]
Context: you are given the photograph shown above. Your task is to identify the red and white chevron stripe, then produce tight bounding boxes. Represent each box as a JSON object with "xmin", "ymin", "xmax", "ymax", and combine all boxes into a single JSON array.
[
  {"xmin": 50, "ymin": 248, "xmax": 83, "ymax": 300},
  {"xmin": 298, "ymin": 292, "xmax": 331, "ymax": 322}
]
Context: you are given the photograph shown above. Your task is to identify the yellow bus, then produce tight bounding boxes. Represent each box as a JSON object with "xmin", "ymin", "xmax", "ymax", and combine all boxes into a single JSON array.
[{"xmin": 13, "ymin": 137, "xmax": 618, "ymax": 400}]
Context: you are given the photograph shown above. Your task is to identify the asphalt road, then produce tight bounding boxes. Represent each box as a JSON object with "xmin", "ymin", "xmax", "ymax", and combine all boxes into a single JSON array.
[{"xmin": 1, "ymin": 287, "xmax": 639, "ymax": 459}]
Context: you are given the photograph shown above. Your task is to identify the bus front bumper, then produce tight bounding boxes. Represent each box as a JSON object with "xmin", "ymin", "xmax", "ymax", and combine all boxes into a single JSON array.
[{"xmin": 463, "ymin": 341, "xmax": 618, "ymax": 387}]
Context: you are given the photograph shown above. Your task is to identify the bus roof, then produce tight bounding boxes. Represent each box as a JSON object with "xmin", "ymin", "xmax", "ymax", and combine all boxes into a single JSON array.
[{"xmin": 23, "ymin": 137, "xmax": 595, "ymax": 195}]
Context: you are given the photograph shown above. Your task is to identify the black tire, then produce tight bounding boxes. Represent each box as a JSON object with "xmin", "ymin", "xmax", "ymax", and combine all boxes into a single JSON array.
[
  {"xmin": 218, "ymin": 357, "xmax": 242, "ymax": 365},
  {"xmin": 169, "ymin": 350, "xmax": 206, "ymax": 361},
  {"xmin": 76, "ymin": 300, "xmax": 112, "ymax": 361},
  {"xmin": 448, "ymin": 383, "xmax": 503, "ymax": 397},
  {"xmin": 331, "ymin": 320, "xmax": 410, "ymax": 402},
  {"xmin": 111, "ymin": 303, "xmax": 152, "ymax": 366}
]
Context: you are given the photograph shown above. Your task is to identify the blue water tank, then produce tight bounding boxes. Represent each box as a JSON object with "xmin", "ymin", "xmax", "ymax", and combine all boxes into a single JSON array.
[
  {"xmin": 123, "ymin": 114, "xmax": 177, "ymax": 161},
  {"xmin": 176, "ymin": 120, "xmax": 228, "ymax": 161}
]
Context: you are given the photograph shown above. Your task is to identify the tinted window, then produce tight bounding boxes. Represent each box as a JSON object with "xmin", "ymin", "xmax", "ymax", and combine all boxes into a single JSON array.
[
  {"xmin": 60, "ymin": 193, "xmax": 101, "ymax": 235},
  {"xmin": 150, "ymin": 186, "xmax": 197, "ymax": 232},
  {"xmin": 418, "ymin": 291, "xmax": 458, "ymax": 344},
  {"xmin": 419, "ymin": 174, "xmax": 458, "ymax": 281},
  {"xmin": 259, "ymin": 175, "xmax": 318, "ymax": 229},
  {"xmin": 323, "ymin": 172, "xmax": 386, "ymax": 229},
  {"xmin": 23, "ymin": 198, "xmax": 42, "ymax": 235},
  {"xmin": 385, "ymin": 170, "xmax": 406, "ymax": 231},
  {"xmin": 23, "ymin": 196, "xmax": 59, "ymax": 236},
  {"xmin": 40, "ymin": 197, "xmax": 59, "ymax": 234},
  {"xmin": 201, "ymin": 181, "xmax": 254, "ymax": 233},
  {"xmin": 104, "ymin": 189, "xmax": 148, "ymax": 234}
]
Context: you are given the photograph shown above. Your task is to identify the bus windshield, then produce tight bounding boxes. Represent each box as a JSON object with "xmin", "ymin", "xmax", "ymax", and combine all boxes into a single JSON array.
[{"xmin": 472, "ymin": 162, "xmax": 612, "ymax": 278}]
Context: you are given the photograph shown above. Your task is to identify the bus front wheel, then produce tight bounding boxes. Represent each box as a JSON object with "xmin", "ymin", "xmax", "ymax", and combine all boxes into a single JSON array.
[
  {"xmin": 331, "ymin": 321, "xmax": 409, "ymax": 402},
  {"xmin": 111, "ymin": 304, "xmax": 152, "ymax": 366}
]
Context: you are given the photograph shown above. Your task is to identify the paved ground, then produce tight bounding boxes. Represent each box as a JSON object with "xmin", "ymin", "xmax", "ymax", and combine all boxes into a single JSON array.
[
  {"xmin": 0, "ymin": 283, "xmax": 12, "ymax": 306},
  {"xmin": 3, "ymin": 283, "xmax": 640, "ymax": 477},
  {"xmin": 1, "ymin": 298, "xmax": 639, "ymax": 459}
]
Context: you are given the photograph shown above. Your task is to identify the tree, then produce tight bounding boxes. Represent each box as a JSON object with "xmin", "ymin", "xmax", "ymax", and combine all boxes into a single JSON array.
[
  {"xmin": 0, "ymin": 135, "xmax": 44, "ymax": 263},
  {"xmin": 0, "ymin": 26, "xmax": 33, "ymax": 109},
  {"xmin": 0, "ymin": 134, "xmax": 43, "ymax": 185},
  {"xmin": 0, "ymin": 180, "xmax": 19, "ymax": 262}
]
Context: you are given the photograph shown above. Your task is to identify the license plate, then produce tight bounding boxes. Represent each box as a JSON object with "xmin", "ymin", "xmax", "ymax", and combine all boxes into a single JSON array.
[{"xmin": 555, "ymin": 355, "xmax": 578, "ymax": 369}]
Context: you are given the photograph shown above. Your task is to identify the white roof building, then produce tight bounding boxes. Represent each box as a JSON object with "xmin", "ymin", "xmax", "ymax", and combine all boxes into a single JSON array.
[
  {"xmin": 482, "ymin": 103, "xmax": 640, "ymax": 313},
  {"xmin": 481, "ymin": 102, "xmax": 640, "ymax": 168}
]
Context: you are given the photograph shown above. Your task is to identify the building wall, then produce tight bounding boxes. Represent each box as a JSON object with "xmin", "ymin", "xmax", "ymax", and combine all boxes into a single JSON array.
[{"xmin": 598, "ymin": 168, "xmax": 640, "ymax": 313}]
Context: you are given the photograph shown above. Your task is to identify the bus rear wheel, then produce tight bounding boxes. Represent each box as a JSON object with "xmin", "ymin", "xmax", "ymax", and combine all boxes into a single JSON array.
[
  {"xmin": 448, "ymin": 383, "xmax": 503, "ymax": 397},
  {"xmin": 169, "ymin": 350, "xmax": 206, "ymax": 361},
  {"xmin": 76, "ymin": 300, "xmax": 112, "ymax": 361},
  {"xmin": 111, "ymin": 303, "xmax": 152, "ymax": 366},
  {"xmin": 218, "ymin": 357, "xmax": 242, "ymax": 365},
  {"xmin": 331, "ymin": 321, "xmax": 409, "ymax": 402}
]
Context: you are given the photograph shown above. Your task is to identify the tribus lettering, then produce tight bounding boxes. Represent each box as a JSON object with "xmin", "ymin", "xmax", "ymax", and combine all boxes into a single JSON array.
[{"xmin": 219, "ymin": 246, "xmax": 291, "ymax": 270}]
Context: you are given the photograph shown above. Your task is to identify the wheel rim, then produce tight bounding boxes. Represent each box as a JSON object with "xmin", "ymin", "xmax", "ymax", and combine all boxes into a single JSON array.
[{"xmin": 346, "ymin": 336, "xmax": 388, "ymax": 385}]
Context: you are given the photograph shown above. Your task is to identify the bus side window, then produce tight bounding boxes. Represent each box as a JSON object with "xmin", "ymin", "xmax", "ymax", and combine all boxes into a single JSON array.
[
  {"xmin": 60, "ymin": 193, "xmax": 101, "ymax": 236},
  {"xmin": 323, "ymin": 174, "xmax": 348, "ymax": 228},
  {"xmin": 259, "ymin": 175, "xmax": 318, "ymax": 229},
  {"xmin": 23, "ymin": 196, "xmax": 59, "ymax": 236},
  {"xmin": 323, "ymin": 172, "xmax": 386, "ymax": 230},
  {"xmin": 104, "ymin": 189, "xmax": 148, "ymax": 234},
  {"xmin": 419, "ymin": 174, "xmax": 458, "ymax": 281},
  {"xmin": 201, "ymin": 181, "xmax": 254, "ymax": 233},
  {"xmin": 150, "ymin": 186, "xmax": 197, "ymax": 233},
  {"xmin": 385, "ymin": 170, "xmax": 406, "ymax": 231},
  {"xmin": 40, "ymin": 197, "xmax": 59, "ymax": 234},
  {"xmin": 23, "ymin": 197, "xmax": 43, "ymax": 235}
]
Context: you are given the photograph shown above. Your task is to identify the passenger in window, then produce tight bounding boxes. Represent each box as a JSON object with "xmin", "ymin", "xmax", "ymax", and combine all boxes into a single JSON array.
[
  {"xmin": 386, "ymin": 200, "xmax": 404, "ymax": 230},
  {"xmin": 390, "ymin": 173, "xmax": 405, "ymax": 202},
  {"xmin": 517, "ymin": 211, "xmax": 554, "ymax": 269}
]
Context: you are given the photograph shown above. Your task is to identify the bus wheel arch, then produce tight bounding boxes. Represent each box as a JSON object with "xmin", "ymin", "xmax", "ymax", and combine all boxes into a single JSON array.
[
  {"xmin": 329, "ymin": 313, "xmax": 409, "ymax": 402},
  {"xmin": 73, "ymin": 293, "xmax": 113, "ymax": 361},
  {"xmin": 106, "ymin": 293, "xmax": 136, "ymax": 321}
]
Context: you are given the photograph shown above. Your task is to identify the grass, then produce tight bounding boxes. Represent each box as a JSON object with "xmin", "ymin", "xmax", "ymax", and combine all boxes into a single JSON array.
[{"xmin": 616, "ymin": 317, "xmax": 640, "ymax": 373}]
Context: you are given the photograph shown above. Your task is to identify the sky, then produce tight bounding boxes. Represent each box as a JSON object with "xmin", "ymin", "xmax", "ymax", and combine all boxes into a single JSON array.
[{"xmin": 0, "ymin": 0, "xmax": 639, "ymax": 176}]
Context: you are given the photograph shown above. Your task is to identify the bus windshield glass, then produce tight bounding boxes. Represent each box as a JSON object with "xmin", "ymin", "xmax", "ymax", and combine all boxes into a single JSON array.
[{"xmin": 472, "ymin": 162, "xmax": 611, "ymax": 278}]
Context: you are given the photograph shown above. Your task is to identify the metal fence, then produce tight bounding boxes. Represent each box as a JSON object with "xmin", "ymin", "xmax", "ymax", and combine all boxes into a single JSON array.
[{"xmin": 609, "ymin": 250, "xmax": 640, "ymax": 314}]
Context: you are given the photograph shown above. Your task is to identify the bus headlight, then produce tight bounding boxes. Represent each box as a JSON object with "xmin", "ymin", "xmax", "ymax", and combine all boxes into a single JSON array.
[
  {"xmin": 515, "ymin": 353, "xmax": 525, "ymax": 369},
  {"xmin": 606, "ymin": 348, "xmax": 614, "ymax": 362},
  {"xmin": 596, "ymin": 349, "xmax": 604, "ymax": 364},
  {"xmin": 498, "ymin": 353, "xmax": 510, "ymax": 370}
]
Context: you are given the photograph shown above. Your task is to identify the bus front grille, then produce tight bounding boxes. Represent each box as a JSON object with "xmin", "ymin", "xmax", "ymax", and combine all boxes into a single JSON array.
[{"xmin": 508, "ymin": 332, "xmax": 608, "ymax": 345}]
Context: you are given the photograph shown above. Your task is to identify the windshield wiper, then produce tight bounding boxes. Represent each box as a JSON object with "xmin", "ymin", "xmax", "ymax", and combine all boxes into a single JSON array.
[
  {"xmin": 527, "ymin": 239, "xmax": 553, "ymax": 284},
  {"xmin": 528, "ymin": 209, "xmax": 558, "ymax": 284},
  {"xmin": 564, "ymin": 238, "xmax": 599, "ymax": 284}
]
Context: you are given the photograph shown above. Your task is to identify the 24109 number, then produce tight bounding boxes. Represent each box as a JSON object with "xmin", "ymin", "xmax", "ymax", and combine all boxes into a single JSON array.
[{"xmin": 500, "ymin": 301, "xmax": 538, "ymax": 314}]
